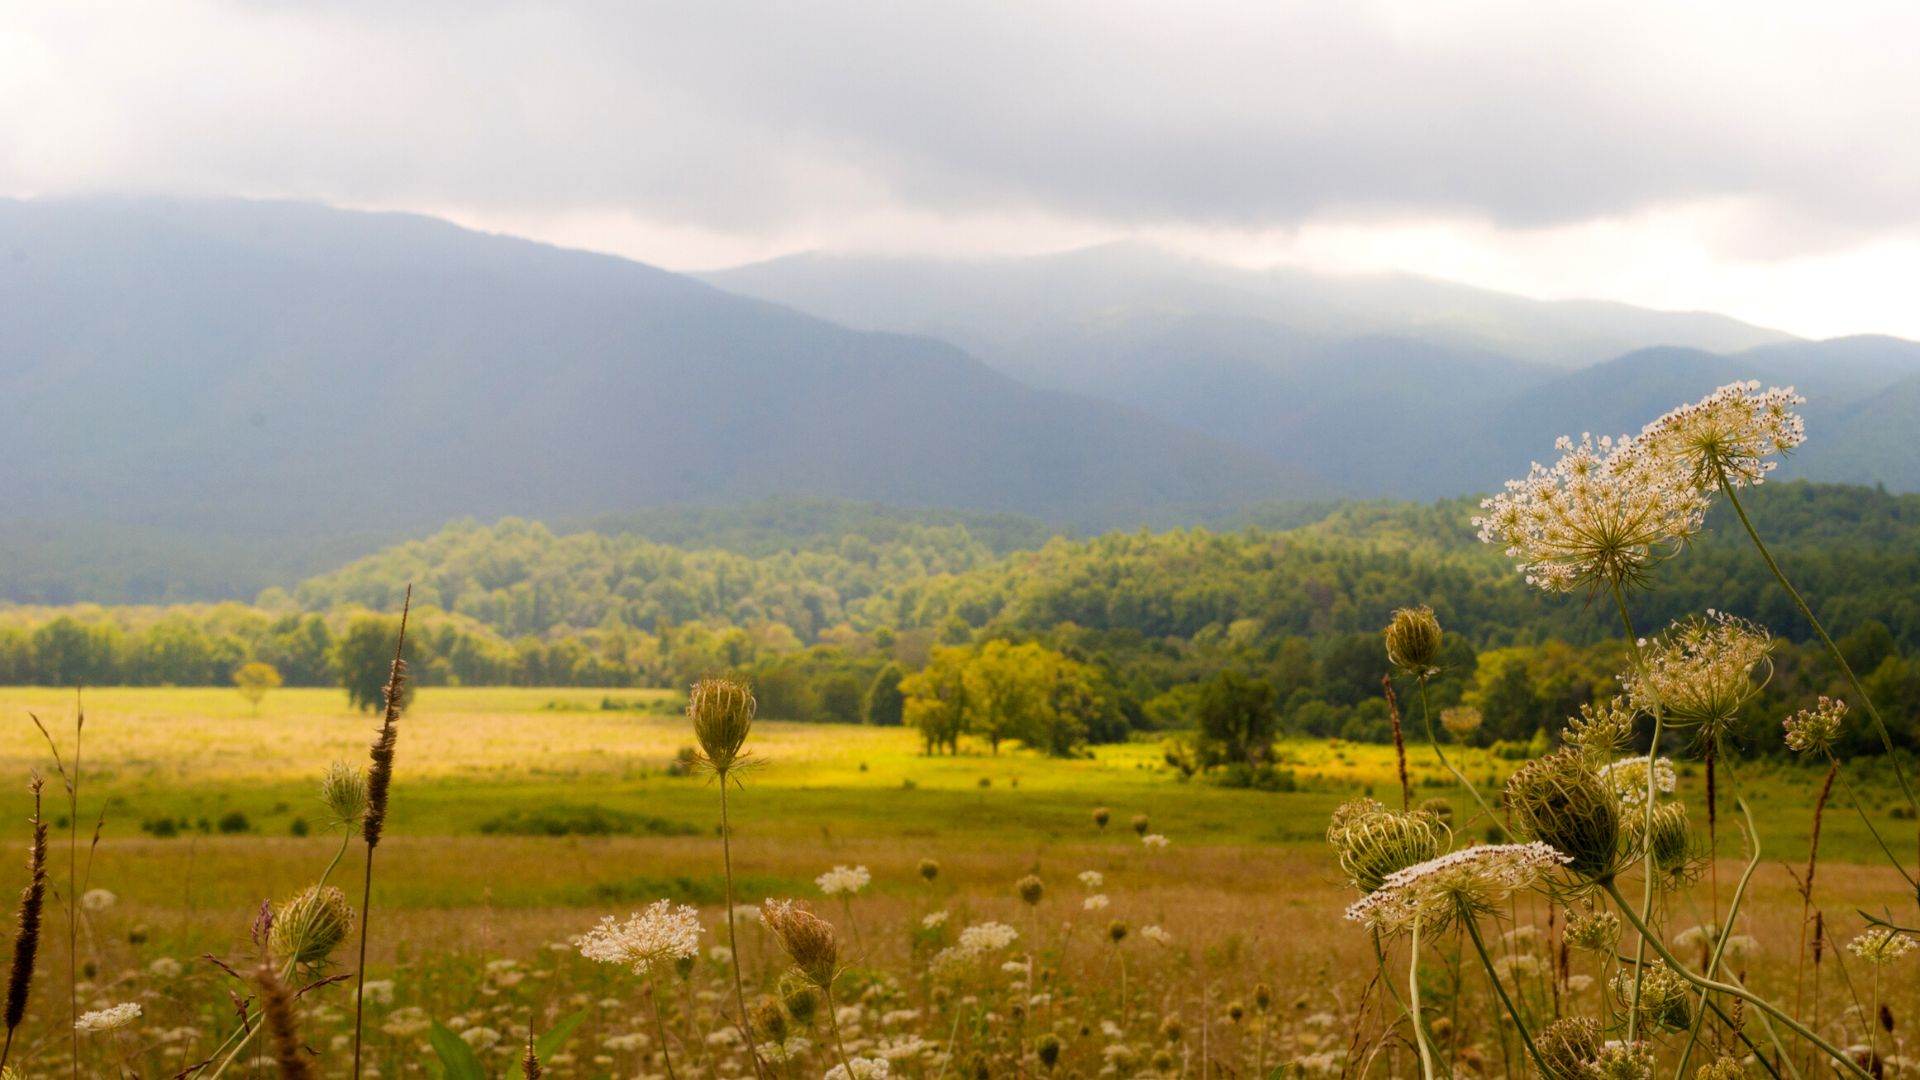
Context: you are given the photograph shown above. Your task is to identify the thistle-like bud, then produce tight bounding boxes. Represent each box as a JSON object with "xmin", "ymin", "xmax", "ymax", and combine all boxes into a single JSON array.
[
  {"xmin": 321, "ymin": 762, "xmax": 368, "ymax": 827},
  {"xmin": 1253, "ymin": 983, "xmax": 1272, "ymax": 1012},
  {"xmin": 1506, "ymin": 751, "xmax": 1620, "ymax": 882},
  {"xmin": 781, "ymin": 977, "xmax": 818, "ymax": 1025},
  {"xmin": 1130, "ymin": 814, "xmax": 1149, "ymax": 837},
  {"xmin": 1384, "ymin": 606, "xmax": 1444, "ymax": 677},
  {"xmin": 1092, "ymin": 807, "xmax": 1111, "ymax": 830},
  {"xmin": 1534, "ymin": 1017, "xmax": 1602, "ymax": 1080},
  {"xmin": 689, "ymin": 678, "xmax": 756, "ymax": 775},
  {"xmin": 1160, "ymin": 1016, "xmax": 1182, "ymax": 1044},
  {"xmin": 762, "ymin": 900, "xmax": 838, "ymax": 989},
  {"xmin": 752, "ymin": 994, "xmax": 789, "ymax": 1042},
  {"xmin": 919, "ymin": 859, "xmax": 940, "ymax": 883},
  {"xmin": 268, "ymin": 885, "xmax": 355, "ymax": 969},
  {"xmin": 1015, "ymin": 875, "xmax": 1044, "ymax": 906},
  {"xmin": 1225, "ymin": 1000, "xmax": 1244, "ymax": 1023},
  {"xmin": 1326, "ymin": 799, "xmax": 1447, "ymax": 894},
  {"xmin": 1108, "ymin": 921, "xmax": 1128, "ymax": 944}
]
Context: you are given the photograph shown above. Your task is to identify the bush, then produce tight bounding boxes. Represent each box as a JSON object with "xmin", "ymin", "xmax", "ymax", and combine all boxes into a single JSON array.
[
  {"xmin": 216, "ymin": 811, "xmax": 251, "ymax": 834},
  {"xmin": 477, "ymin": 804, "xmax": 701, "ymax": 838},
  {"xmin": 141, "ymin": 817, "xmax": 179, "ymax": 838}
]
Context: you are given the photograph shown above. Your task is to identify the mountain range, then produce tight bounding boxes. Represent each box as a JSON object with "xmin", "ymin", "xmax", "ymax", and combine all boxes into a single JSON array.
[{"xmin": 4, "ymin": 196, "xmax": 1917, "ymax": 603}]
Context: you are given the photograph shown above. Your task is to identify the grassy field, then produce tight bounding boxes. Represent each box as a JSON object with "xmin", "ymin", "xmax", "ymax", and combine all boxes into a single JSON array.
[{"xmin": 0, "ymin": 686, "xmax": 1912, "ymax": 1077}]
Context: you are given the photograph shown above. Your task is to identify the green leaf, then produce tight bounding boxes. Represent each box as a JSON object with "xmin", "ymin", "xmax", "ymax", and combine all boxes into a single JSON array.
[
  {"xmin": 535, "ymin": 1007, "xmax": 589, "ymax": 1060},
  {"xmin": 428, "ymin": 1019, "xmax": 487, "ymax": 1080}
]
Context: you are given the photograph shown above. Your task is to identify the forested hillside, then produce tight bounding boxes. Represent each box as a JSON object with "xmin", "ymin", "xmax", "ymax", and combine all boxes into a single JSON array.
[{"xmin": 3, "ymin": 481, "xmax": 1916, "ymax": 758}]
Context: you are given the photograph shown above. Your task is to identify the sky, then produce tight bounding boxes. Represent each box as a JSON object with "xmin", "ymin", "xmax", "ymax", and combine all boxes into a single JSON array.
[{"xmin": 5, "ymin": 2, "xmax": 1920, "ymax": 339}]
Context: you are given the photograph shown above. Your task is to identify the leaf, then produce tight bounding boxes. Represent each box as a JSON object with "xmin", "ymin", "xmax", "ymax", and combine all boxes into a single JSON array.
[
  {"xmin": 535, "ymin": 1007, "xmax": 589, "ymax": 1060},
  {"xmin": 428, "ymin": 1019, "xmax": 487, "ymax": 1080}
]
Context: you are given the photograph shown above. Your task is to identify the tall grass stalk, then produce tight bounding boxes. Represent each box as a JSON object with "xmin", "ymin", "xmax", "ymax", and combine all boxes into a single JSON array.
[
  {"xmin": 351, "ymin": 586, "xmax": 410, "ymax": 1080},
  {"xmin": 30, "ymin": 701, "xmax": 81, "ymax": 1080},
  {"xmin": 1, "ymin": 772, "xmax": 46, "ymax": 1075}
]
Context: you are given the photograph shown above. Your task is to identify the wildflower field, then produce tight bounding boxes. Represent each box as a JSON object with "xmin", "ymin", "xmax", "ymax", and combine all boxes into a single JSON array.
[{"xmin": 0, "ymin": 382, "xmax": 1915, "ymax": 1080}]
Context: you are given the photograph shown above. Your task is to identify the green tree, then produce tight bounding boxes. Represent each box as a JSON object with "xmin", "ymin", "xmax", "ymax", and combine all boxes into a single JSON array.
[
  {"xmin": 901, "ymin": 646, "xmax": 969, "ymax": 755},
  {"xmin": 865, "ymin": 662, "xmax": 907, "ymax": 726},
  {"xmin": 333, "ymin": 615, "xmax": 411, "ymax": 712},
  {"xmin": 1194, "ymin": 670, "xmax": 1278, "ymax": 766},
  {"xmin": 233, "ymin": 661, "xmax": 283, "ymax": 715}
]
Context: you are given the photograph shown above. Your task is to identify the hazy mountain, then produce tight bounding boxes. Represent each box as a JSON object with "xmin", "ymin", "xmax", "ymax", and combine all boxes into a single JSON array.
[
  {"xmin": 0, "ymin": 197, "xmax": 1330, "ymax": 602},
  {"xmin": 702, "ymin": 244, "xmax": 1796, "ymax": 372}
]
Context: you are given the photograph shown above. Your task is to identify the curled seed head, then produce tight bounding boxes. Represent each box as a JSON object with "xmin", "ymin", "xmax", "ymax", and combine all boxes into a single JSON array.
[
  {"xmin": 762, "ymin": 900, "xmax": 838, "ymax": 988},
  {"xmin": 1108, "ymin": 920, "xmax": 1128, "ymax": 944},
  {"xmin": 269, "ymin": 885, "xmax": 355, "ymax": 970},
  {"xmin": 1384, "ymin": 606, "xmax": 1444, "ymax": 677},
  {"xmin": 320, "ymin": 762, "xmax": 368, "ymax": 827},
  {"xmin": 689, "ymin": 678, "xmax": 755, "ymax": 775},
  {"xmin": 1535, "ymin": 1017, "xmax": 1602, "ymax": 1080},
  {"xmin": 1506, "ymin": 751, "xmax": 1620, "ymax": 882},
  {"xmin": 752, "ymin": 994, "xmax": 789, "ymax": 1043},
  {"xmin": 1016, "ymin": 875, "xmax": 1043, "ymax": 906},
  {"xmin": 1092, "ymin": 807, "xmax": 1111, "ymax": 829},
  {"xmin": 1130, "ymin": 814, "xmax": 1149, "ymax": 837},
  {"xmin": 919, "ymin": 859, "xmax": 940, "ymax": 883}
]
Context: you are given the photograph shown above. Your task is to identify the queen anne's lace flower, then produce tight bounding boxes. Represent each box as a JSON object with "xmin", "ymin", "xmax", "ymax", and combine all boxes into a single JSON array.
[
  {"xmin": 1623, "ymin": 612, "xmax": 1772, "ymax": 728},
  {"xmin": 75, "ymin": 1003, "xmax": 141, "ymax": 1032},
  {"xmin": 824, "ymin": 1056, "xmax": 891, "ymax": 1080},
  {"xmin": 1637, "ymin": 381, "xmax": 1806, "ymax": 490},
  {"xmin": 816, "ymin": 865, "xmax": 871, "ymax": 896},
  {"xmin": 1140, "ymin": 834, "xmax": 1170, "ymax": 849},
  {"xmin": 577, "ymin": 900, "xmax": 703, "ymax": 978},
  {"xmin": 1475, "ymin": 433, "xmax": 1709, "ymax": 593},
  {"xmin": 1344, "ymin": 843, "xmax": 1568, "ymax": 934},
  {"xmin": 1078, "ymin": 870, "xmax": 1104, "ymax": 889},
  {"xmin": 1785, "ymin": 696, "xmax": 1848, "ymax": 755},
  {"xmin": 1847, "ymin": 927, "xmax": 1916, "ymax": 964},
  {"xmin": 957, "ymin": 922, "xmax": 1019, "ymax": 951},
  {"xmin": 1141, "ymin": 925, "xmax": 1172, "ymax": 946},
  {"xmin": 1595, "ymin": 757, "xmax": 1677, "ymax": 809},
  {"xmin": 1083, "ymin": 894, "xmax": 1109, "ymax": 911}
]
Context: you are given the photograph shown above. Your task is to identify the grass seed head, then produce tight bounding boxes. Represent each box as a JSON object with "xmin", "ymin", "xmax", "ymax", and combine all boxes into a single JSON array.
[{"xmin": 6, "ymin": 772, "xmax": 46, "ymax": 1034}]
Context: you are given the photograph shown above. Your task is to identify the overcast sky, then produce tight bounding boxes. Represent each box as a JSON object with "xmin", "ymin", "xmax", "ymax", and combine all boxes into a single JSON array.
[{"xmin": 6, "ymin": 2, "xmax": 1920, "ymax": 338}]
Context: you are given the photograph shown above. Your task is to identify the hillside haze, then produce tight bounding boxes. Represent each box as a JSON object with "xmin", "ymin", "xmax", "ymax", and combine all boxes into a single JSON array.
[{"xmin": 0, "ymin": 197, "xmax": 1327, "ymax": 600}]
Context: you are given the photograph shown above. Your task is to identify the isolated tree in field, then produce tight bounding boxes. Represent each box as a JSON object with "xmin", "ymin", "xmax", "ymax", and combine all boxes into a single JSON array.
[
  {"xmin": 334, "ymin": 615, "xmax": 415, "ymax": 712},
  {"xmin": 1195, "ymin": 669, "xmax": 1277, "ymax": 766},
  {"xmin": 865, "ymin": 662, "xmax": 906, "ymax": 726},
  {"xmin": 233, "ymin": 661, "xmax": 282, "ymax": 715},
  {"xmin": 901, "ymin": 647, "xmax": 969, "ymax": 755}
]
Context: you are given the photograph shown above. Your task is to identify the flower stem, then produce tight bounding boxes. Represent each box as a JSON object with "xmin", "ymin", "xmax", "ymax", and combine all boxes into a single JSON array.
[
  {"xmin": 1407, "ymin": 920, "xmax": 1437, "ymax": 1080},
  {"xmin": 824, "ymin": 981, "xmax": 855, "ymax": 1078},
  {"xmin": 1417, "ymin": 678, "xmax": 1505, "ymax": 839},
  {"xmin": 1610, "ymin": 580, "xmax": 1663, "ymax": 1045},
  {"xmin": 1461, "ymin": 916, "xmax": 1547, "ymax": 1077},
  {"xmin": 1717, "ymin": 467, "xmax": 1919, "ymax": 883},
  {"xmin": 718, "ymin": 778, "xmax": 768, "ymax": 1078}
]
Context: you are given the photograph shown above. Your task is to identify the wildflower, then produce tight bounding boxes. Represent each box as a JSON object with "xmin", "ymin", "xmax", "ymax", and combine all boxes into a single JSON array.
[
  {"xmin": 1141, "ymin": 925, "xmax": 1172, "ymax": 946},
  {"xmin": 1078, "ymin": 870, "xmax": 1104, "ymax": 889},
  {"xmin": 1015, "ymin": 874, "xmax": 1044, "ymax": 905},
  {"xmin": 1695, "ymin": 1056, "xmax": 1748, "ymax": 1080},
  {"xmin": 1612, "ymin": 961, "xmax": 1693, "ymax": 1032},
  {"xmin": 75, "ymin": 1002, "xmax": 141, "ymax": 1032},
  {"xmin": 1586, "ymin": 1039, "xmax": 1656, "ymax": 1080},
  {"xmin": 1535, "ymin": 1016, "xmax": 1602, "ymax": 1080},
  {"xmin": 147, "ymin": 956, "xmax": 183, "ymax": 979},
  {"xmin": 921, "ymin": 910, "xmax": 948, "ymax": 929},
  {"xmin": 1785, "ymin": 697, "xmax": 1847, "ymax": 755},
  {"xmin": 824, "ymin": 1056, "xmax": 891, "ymax": 1080},
  {"xmin": 761, "ymin": 900, "xmax": 839, "ymax": 988},
  {"xmin": 1596, "ymin": 757, "xmax": 1677, "ymax": 810},
  {"xmin": 1567, "ymin": 974, "xmax": 1595, "ymax": 993},
  {"xmin": 577, "ymin": 900, "xmax": 703, "ymax": 979},
  {"xmin": 80, "ymin": 889, "xmax": 115, "ymax": 913},
  {"xmin": 269, "ymin": 885, "xmax": 355, "ymax": 969},
  {"xmin": 1847, "ymin": 927, "xmax": 1916, "ymax": 965},
  {"xmin": 1327, "ymin": 798, "xmax": 1449, "ymax": 894},
  {"xmin": 1623, "ymin": 613, "xmax": 1772, "ymax": 731},
  {"xmin": 321, "ymin": 762, "xmax": 368, "ymax": 826},
  {"xmin": 817, "ymin": 865, "xmax": 871, "ymax": 896},
  {"xmin": 1343, "ymin": 843, "xmax": 1568, "ymax": 934},
  {"xmin": 1563, "ymin": 698, "xmax": 1641, "ymax": 760},
  {"xmin": 1440, "ymin": 706, "xmax": 1482, "ymax": 741},
  {"xmin": 1474, "ymin": 432, "xmax": 1708, "ymax": 594},
  {"xmin": 1083, "ymin": 894, "xmax": 1109, "ymax": 911},
  {"xmin": 358, "ymin": 980, "xmax": 395, "ymax": 1005},
  {"xmin": 958, "ymin": 922, "xmax": 1019, "ymax": 951},
  {"xmin": 1506, "ymin": 751, "xmax": 1622, "ymax": 881},
  {"xmin": 460, "ymin": 1026, "xmax": 503, "ymax": 1050},
  {"xmin": 688, "ymin": 677, "xmax": 755, "ymax": 775},
  {"xmin": 1140, "ymin": 833, "xmax": 1170, "ymax": 850},
  {"xmin": 1565, "ymin": 909, "xmax": 1620, "ymax": 953},
  {"xmin": 1384, "ymin": 606, "xmax": 1444, "ymax": 678},
  {"xmin": 1619, "ymin": 801, "xmax": 1697, "ymax": 885},
  {"xmin": 1637, "ymin": 381, "xmax": 1805, "ymax": 490}
]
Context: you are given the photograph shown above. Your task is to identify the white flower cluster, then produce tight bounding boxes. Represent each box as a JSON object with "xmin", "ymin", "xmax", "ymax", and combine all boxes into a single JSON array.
[
  {"xmin": 1344, "ymin": 843, "xmax": 1569, "ymax": 934},
  {"xmin": 75, "ymin": 1002, "xmax": 141, "ymax": 1032},
  {"xmin": 1623, "ymin": 612, "xmax": 1772, "ymax": 727},
  {"xmin": 1595, "ymin": 756, "xmax": 1677, "ymax": 809},
  {"xmin": 1082, "ymin": 894, "xmax": 1110, "ymax": 911},
  {"xmin": 957, "ymin": 921, "xmax": 1020, "ymax": 951},
  {"xmin": 1474, "ymin": 432, "xmax": 1709, "ymax": 593},
  {"xmin": 576, "ymin": 899, "xmax": 703, "ymax": 978},
  {"xmin": 1636, "ymin": 381, "xmax": 1805, "ymax": 489},
  {"xmin": 824, "ymin": 1055, "xmax": 892, "ymax": 1080},
  {"xmin": 816, "ymin": 864, "xmax": 872, "ymax": 896},
  {"xmin": 1140, "ymin": 925, "xmax": 1172, "ymax": 946},
  {"xmin": 1847, "ymin": 927, "xmax": 1917, "ymax": 965},
  {"xmin": 1140, "ymin": 834, "xmax": 1170, "ymax": 850},
  {"xmin": 1077, "ymin": 869, "xmax": 1104, "ymax": 889}
]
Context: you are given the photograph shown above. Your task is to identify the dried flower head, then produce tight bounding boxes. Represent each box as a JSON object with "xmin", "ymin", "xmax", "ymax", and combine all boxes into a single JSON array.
[
  {"xmin": 918, "ymin": 859, "xmax": 940, "ymax": 883},
  {"xmin": 1637, "ymin": 381, "xmax": 1806, "ymax": 490},
  {"xmin": 1474, "ymin": 432, "xmax": 1709, "ymax": 594},
  {"xmin": 1130, "ymin": 813, "xmax": 1149, "ymax": 837},
  {"xmin": 1384, "ymin": 606, "xmax": 1444, "ymax": 678},
  {"xmin": 1785, "ymin": 697, "xmax": 1848, "ymax": 756},
  {"xmin": 1535, "ymin": 1017, "xmax": 1603, "ymax": 1080},
  {"xmin": 1506, "ymin": 751, "xmax": 1622, "ymax": 882},
  {"xmin": 1440, "ymin": 706, "xmax": 1483, "ymax": 741},
  {"xmin": 1092, "ymin": 806, "xmax": 1111, "ymax": 829},
  {"xmin": 1846, "ymin": 927, "xmax": 1916, "ymax": 965},
  {"xmin": 1612, "ymin": 961, "xmax": 1694, "ymax": 1032},
  {"xmin": 1624, "ymin": 613, "xmax": 1772, "ymax": 732},
  {"xmin": 1343, "ymin": 842, "xmax": 1568, "ymax": 935},
  {"xmin": 1107, "ymin": 920, "xmax": 1128, "ymax": 944},
  {"xmin": 751, "ymin": 994, "xmax": 789, "ymax": 1043},
  {"xmin": 1326, "ymin": 799, "xmax": 1449, "ymax": 894},
  {"xmin": 269, "ymin": 885, "xmax": 355, "ymax": 969},
  {"xmin": 688, "ymin": 678, "xmax": 755, "ymax": 775},
  {"xmin": 1015, "ymin": 875, "xmax": 1044, "ymax": 906},
  {"xmin": 321, "ymin": 761, "xmax": 368, "ymax": 827},
  {"xmin": 577, "ymin": 900, "xmax": 703, "ymax": 980},
  {"xmin": 762, "ymin": 900, "xmax": 839, "ymax": 988}
]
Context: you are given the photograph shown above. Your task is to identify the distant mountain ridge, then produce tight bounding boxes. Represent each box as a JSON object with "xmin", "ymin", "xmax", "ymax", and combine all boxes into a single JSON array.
[{"xmin": 705, "ymin": 247, "xmax": 1920, "ymax": 498}]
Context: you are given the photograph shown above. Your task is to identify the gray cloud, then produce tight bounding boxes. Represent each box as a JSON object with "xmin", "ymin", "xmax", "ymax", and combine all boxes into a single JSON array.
[{"xmin": 4, "ymin": 2, "xmax": 1918, "ymax": 253}]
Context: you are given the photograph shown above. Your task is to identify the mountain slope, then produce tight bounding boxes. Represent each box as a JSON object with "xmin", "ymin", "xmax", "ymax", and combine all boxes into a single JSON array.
[{"xmin": 0, "ymin": 198, "xmax": 1330, "ymax": 602}]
